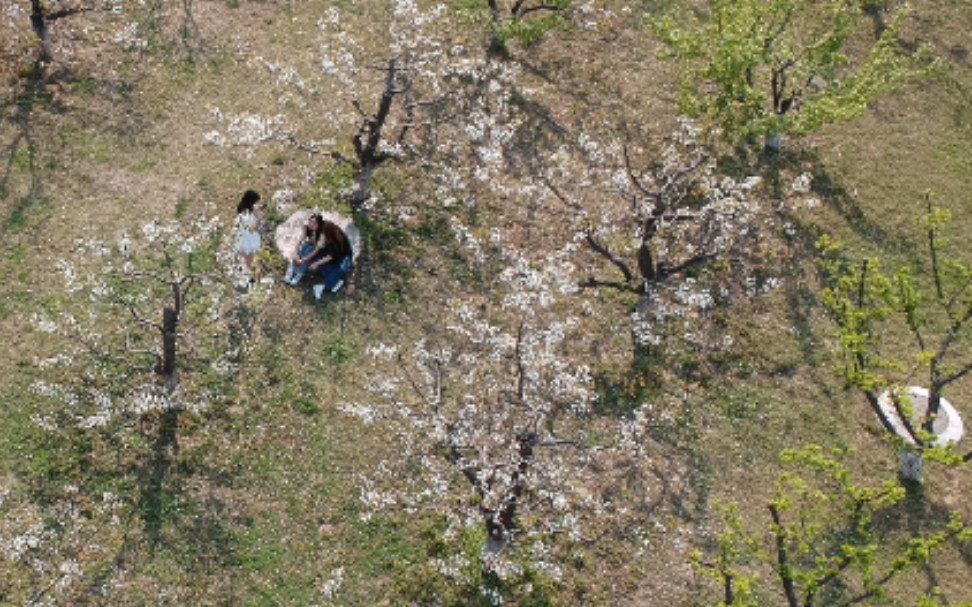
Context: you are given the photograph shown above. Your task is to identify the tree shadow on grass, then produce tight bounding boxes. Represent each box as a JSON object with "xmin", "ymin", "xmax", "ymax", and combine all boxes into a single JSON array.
[
  {"xmin": 644, "ymin": 446, "xmax": 712, "ymax": 523},
  {"xmin": 19, "ymin": 405, "xmax": 245, "ymax": 601},
  {"xmin": 591, "ymin": 351, "xmax": 713, "ymax": 523},
  {"xmin": 719, "ymin": 145, "xmax": 910, "ymax": 254},
  {"xmin": 87, "ymin": 469, "xmax": 244, "ymax": 603},
  {"xmin": 137, "ymin": 409, "xmax": 180, "ymax": 548},
  {"xmin": 0, "ymin": 61, "xmax": 69, "ymax": 240},
  {"xmin": 868, "ymin": 481, "xmax": 972, "ymax": 603},
  {"xmin": 80, "ymin": 413, "xmax": 246, "ymax": 602},
  {"xmin": 717, "ymin": 142, "xmax": 923, "ymax": 376}
]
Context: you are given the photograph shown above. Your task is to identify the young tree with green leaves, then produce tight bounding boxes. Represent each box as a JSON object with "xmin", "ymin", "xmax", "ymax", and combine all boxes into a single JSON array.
[
  {"xmin": 818, "ymin": 194, "xmax": 972, "ymax": 480},
  {"xmin": 459, "ymin": 0, "xmax": 573, "ymax": 56},
  {"xmin": 698, "ymin": 446, "xmax": 972, "ymax": 607},
  {"xmin": 651, "ymin": 0, "xmax": 933, "ymax": 151}
]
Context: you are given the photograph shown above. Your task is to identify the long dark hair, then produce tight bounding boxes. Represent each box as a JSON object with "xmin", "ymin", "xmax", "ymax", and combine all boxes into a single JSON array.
[
  {"xmin": 305, "ymin": 213, "xmax": 324, "ymax": 241},
  {"xmin": 236, "ymin": 189, "xmax": 261, "ymax": 214},
  {"xmin": 321, "ymin": 220, "xmax": 352, "ymax": 259}
]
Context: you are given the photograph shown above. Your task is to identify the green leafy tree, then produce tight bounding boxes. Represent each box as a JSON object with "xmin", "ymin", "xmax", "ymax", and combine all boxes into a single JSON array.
[
  {"xmin": 697, "ymin": 446, "xmax": 972, "ymax": 607},
  {"xmin": 818, "ymin": 194, "xmax": 972, "ymax": 478},
  {"xmin": 458, "ymin": 0, "xmax": 573, "ymax": 56},
  {"xmin": 652, "ymin": 0, "xmax": 934, "ymax": 151}
]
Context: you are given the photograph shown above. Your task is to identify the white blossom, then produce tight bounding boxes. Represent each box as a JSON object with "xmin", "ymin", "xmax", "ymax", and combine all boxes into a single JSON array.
[{"xmin": 792, "ymin": 171, "xmax": 813, "ymax": 194}]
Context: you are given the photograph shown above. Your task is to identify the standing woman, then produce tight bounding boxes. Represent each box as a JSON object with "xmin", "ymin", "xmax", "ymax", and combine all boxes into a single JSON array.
[
  {"xmin": 309, "ymin": 220, "xmax": 353, "ymax": 299},
  {"xmin": 235, "ymin": 190, "xmax": 263, "ymax": 272}
]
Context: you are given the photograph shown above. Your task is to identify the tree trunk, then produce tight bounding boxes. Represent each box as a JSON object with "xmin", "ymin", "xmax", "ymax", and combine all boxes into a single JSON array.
[
  {"xmin": 923, "ymin": 376, "xmax": 942, "ymax": 434},
  {"xmin": 481, "ymin": 432, "xmax": 535, "ymax": 559},
  {"xmin": 350, "ymin": 164, "xmax": 375, "ymax": 210},
  {"xmin": 30, "ymin": 0, "xmax": 53, "ymax": 62},
  {"xmin": 764, "ymin": 132, "xmax": 782, "ymax": 153},
  {"xmin": 483, "ymin": 518, "xmax": 508, "ymax": 554},
  {"xmin": 486, "ymin": 0, "xmax": 508, "ymax": 56},
  {"xmin": 899, "ymin": 449, "xmax": 923, "ymax": 482},
  {"xmin": 162, "ymin": 306, "xmax": 178, "ymax": 391},
  {"xmin": 348, "ymin": 58, "xmax": 402, "ymax": 210}
]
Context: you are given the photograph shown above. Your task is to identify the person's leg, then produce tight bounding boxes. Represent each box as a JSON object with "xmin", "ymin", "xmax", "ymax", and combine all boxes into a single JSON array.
[
  {"xmin": 318, "ymin": 257, "xmax": 351, "ymax": 293},
  {"xmin": 285, "ymin": 242, "xmax": 316, "ymax": 285},
  {"xmin": 333, "ymin": 257, "xmax": 352, "ymax": 291}
]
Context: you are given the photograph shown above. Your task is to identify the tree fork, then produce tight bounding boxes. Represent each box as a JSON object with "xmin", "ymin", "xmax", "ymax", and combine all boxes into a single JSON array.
[
  {"xmin": 29, "ymin": 0, "xmax": 91, "ymax": 62},
  {"xmin": 29, "ymin": 0, "xmax": 53, "ymax": 62}
]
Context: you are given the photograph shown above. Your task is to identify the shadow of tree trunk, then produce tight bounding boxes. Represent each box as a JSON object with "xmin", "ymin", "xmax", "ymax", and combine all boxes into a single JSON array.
[
  {"xmin": 139, "ymin": 407, "xmax": 180, "ymax": 547},
  {"xmin": 139, "ymin": 305, "xmax": 182, "ymax": 546},
  {"xmin": 1, "ymin": 60, "xmax": 59, "ymax": 239}
]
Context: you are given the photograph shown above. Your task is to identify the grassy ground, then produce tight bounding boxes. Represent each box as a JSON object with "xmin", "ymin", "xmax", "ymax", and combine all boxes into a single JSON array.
[{"xmin": 2, "ymin": 0, "xmax": 972, "ymax": 605}]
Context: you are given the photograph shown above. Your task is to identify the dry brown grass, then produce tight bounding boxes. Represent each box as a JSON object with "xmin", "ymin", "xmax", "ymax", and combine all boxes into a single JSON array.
[{"xmin": 1, "ymin": 0, "xmax": 971, "ymax": 604}]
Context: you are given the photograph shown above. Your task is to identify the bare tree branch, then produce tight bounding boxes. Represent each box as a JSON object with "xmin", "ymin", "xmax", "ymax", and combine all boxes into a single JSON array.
[
  {"xmin": 577, "ymin": 277, "xmax": 631, "ymax": 292},
  {"xmin": 585, "ymin": 232, "xmax": 634, "ymax": 285},
  {"xmin": 940, "ymin": 361, "xmax": 972, "ymax": 388}
]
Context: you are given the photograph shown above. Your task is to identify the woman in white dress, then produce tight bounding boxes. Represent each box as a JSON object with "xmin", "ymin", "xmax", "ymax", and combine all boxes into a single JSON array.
[{"xmin": 235, "ymin": 190, "xmax": 263, "ymax": 272}]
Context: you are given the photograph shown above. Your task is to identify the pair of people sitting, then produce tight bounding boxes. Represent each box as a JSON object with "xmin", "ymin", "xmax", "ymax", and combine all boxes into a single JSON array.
[{"xmin": 284, "ymin": 213, "xmax": 353, "ymax": 298}]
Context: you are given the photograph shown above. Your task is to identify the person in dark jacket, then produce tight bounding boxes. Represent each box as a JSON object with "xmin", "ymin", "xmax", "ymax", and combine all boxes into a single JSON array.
[{"xmin": 309, "ymin": 220, "xmax": 353, "ymax": 298}]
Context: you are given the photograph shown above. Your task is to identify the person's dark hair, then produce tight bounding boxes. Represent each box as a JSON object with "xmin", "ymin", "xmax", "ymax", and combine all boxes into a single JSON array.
[
  {"xmin": 306, "ymin": 213, "xmax": 324, "ymax": 241},
  {"xmin": 321, "ymin": 220, "xmax": 352, "ymax": 259},
  {"xmin": 237, "ymin": 189, "xmax": 261, "ymax": 214}
]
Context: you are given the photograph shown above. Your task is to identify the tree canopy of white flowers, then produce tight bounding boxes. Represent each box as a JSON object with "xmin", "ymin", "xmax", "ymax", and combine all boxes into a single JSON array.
[
  {"xmin": 29, "ymin": 212, "xmax": 247, "ymax": 434},
  {"xmin": 15, "ymin": 211, "xmax": 263, "ymax": 602},
  {"xmin": 16, "ymin": 211, "xmax": 266, "ymax": 596},
  {"xmin": 542, "ymin": 121, "xmax": 789, "ymax": 356},
  {"xmin": 340, "ymin": 239, "xmax": 693, "ymax": 598},
  {"xmin": 204, "ymin": 0, "xmax": 461, "ymax": 211}
]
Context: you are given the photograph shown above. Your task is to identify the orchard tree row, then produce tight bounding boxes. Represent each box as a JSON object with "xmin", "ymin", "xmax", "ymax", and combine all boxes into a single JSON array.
[{"xmin": 5, "ymin": 0, "xmax": 970, "ymax": 605}]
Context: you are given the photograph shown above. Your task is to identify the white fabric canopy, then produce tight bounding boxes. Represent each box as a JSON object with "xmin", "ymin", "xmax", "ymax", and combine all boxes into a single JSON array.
[{"xmin": 274, "ymin": 209, "xmax": 360, "ymax": 261}]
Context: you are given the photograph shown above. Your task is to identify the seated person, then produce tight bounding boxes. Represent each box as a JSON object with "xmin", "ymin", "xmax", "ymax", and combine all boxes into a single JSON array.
[
  {"xmin": 309, "ymin": 220, "xmax": 354, "ymax": 299},
  {"xmin": 284, "ymin": 213, "xmax": 325, "ymax": 286}
]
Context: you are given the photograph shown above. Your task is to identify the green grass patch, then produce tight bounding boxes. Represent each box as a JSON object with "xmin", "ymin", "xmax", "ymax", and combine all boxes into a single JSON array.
[
  {"xmin": 323, "ymin": 336, "xmax": 356, "ymax": 365},
  {"xmin": 719, "ymin": 389, "xmax": 768, "ymax": 427},
  {"xmin": 12, "ymin": 144, "xmax": 31, "ymax": 170}
]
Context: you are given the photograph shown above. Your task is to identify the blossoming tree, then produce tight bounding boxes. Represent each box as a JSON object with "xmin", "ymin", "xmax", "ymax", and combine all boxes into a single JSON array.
[
  {"xmin": 544, "ymin": 122, "xmax": 787, "ymax": 359},
  {"xmin": 340, "ymin": 241, "xmax": 679, "ymax": 602},
  {"xmin": 205, "ymin": 1, "xmax": 454, "ymax": 216},
  {"xmin": 17, "ymin": 211, "xmax": 255, "ymax": 602},
  {"xmin": 458, "ymin": 0, "xmax": 574, "ymax": 56}
]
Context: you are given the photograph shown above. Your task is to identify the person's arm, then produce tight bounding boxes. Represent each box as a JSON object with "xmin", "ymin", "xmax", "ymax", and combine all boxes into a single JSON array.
[
  {"xmin": 292, "ymin": 238, "xmax": 307, "ymax": 262},
  {"xmin": 309, "ymin": 252, "xmax": 333, "ymax": 270},
  {"xmin": 298, "ymin": 245, "xmax": 323, "ymax": 265},
  {"xmin": 249, "ymin": 206, "xmax": 263, "ymax": 232}
]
